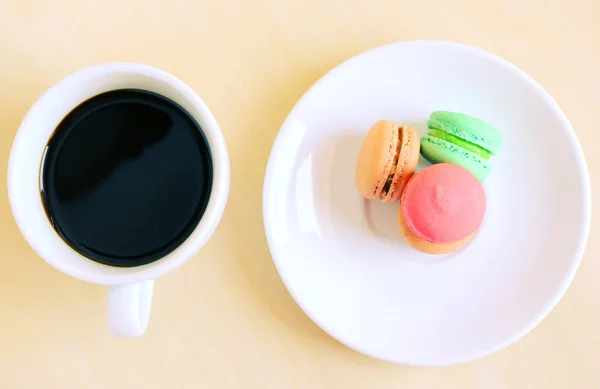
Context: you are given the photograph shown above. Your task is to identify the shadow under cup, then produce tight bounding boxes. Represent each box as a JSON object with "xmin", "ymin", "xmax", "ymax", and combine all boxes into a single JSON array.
[{"xmin": 40, "ymin": 88, "xmax": 213, "ymax": 268}]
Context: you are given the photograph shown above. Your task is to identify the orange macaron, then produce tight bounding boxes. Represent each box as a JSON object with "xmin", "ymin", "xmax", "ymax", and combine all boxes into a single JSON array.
[
  {"xmin": 398, "ymin": 163, "xmax": 486, "ymax": 254},
  {"xmin": 355, "ymin": 120, "xmax": 420, "ymax": 203}
]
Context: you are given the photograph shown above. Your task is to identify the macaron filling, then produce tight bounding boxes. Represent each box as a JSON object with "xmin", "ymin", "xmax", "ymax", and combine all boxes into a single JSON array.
[
  {"xmin": 426, "ymin": 129, "xmax": 491, "ymax": 160},
  {"xmin": 420, "ymin": 136, "xmax": 491, "ymax": 181},
  {"xmin": 380, "ymin": 128, "xmax": 402, "ymax": 196}
]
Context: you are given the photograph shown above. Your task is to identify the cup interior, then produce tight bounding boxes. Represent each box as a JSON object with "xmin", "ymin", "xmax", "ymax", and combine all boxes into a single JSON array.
[{"xmin": 8, "ymin": 63, "xmax": 229, "ymax": 284}]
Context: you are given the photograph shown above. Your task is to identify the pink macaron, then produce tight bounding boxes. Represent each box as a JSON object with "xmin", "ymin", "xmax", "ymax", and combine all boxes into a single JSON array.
[{"xmin": 398, "ymin": 163, "xmax": 486, "ymax": 254}]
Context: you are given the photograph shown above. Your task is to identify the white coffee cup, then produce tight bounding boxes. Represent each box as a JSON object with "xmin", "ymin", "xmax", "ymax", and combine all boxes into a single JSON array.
[{"xmin": 7, "ymin": 63, "xmax": 230, "ymax": 337}]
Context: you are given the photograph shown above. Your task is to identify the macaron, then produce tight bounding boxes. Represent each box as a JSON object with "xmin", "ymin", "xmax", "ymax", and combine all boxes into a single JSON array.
[
  {"xmin": 420, "ymin": 111, "xmax": 502, "ymax": 181},
  {"xmin": 355, "ymin": 120, "xmax": 420, "ymax": 203},
  {"xmin": 398, "ymin": 163, "xmax": 486, "ymax": 254}
]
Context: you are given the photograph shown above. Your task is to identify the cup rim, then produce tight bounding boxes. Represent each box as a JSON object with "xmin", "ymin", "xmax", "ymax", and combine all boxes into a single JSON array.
[{"xmin": 8, "ymin": 62, "xmax": 230, "ymax": 285}]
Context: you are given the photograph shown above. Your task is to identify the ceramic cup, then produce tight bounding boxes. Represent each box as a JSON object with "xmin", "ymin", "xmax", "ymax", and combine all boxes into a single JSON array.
[{"xmin": 7, "ymin": 63, "xmax": 230, "ymax": 337}]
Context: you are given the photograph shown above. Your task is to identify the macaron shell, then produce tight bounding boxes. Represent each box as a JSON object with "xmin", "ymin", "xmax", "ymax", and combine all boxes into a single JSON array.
[
  {"xmin": 355, "ymin": 120, "xmax": 398, "ymax": 199},
  {"xmin": 398, "ymin": 206, "xmax": 475, "ymax": 254},
  {"xmin": 428, "ymin": 111, "xmax": 502, "ymax": 155},
  {"xmin": 420, "ymin": 135, "xmax": 491, "ymax": 181},
  {"xmin": 400, "ymin": 163, "xmax": 486, "ymax": 244},
  {"xmin": 382, "ymin": 125, "xmax": 420, "ymax": 203}
]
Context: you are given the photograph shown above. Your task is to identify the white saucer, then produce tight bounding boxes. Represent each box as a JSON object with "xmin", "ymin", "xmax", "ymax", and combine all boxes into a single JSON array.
[{"xmin": 262, "ymin": 41, "xmax": 591, "ymax": 365}]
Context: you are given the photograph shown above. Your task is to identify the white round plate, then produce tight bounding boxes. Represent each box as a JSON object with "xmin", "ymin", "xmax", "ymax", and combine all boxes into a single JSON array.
[{"xmin": 262, "ymin": 41, "xmax": 590, "ymax": 365}]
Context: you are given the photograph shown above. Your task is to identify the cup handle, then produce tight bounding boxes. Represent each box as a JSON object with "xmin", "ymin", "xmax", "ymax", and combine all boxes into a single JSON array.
[{"xmin": 108, "ymin": 280, "xmax": 154, "ymax": 337}]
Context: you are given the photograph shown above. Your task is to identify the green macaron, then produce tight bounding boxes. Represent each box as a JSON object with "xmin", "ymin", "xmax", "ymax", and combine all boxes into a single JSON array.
[{"xmin": 420, "ymin": 111, "xmax": 503, "ymax": 181}]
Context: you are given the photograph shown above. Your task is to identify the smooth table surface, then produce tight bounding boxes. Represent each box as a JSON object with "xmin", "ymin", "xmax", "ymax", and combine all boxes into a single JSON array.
[{"xmin": 0, "ymin": 1, "xmax": 598, "ymax": 388}]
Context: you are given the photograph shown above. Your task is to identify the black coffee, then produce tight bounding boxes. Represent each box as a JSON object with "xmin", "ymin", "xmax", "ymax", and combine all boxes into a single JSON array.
[{"xmin": 41, "ymin": 89, "xmax": 213, "ymax": 267}]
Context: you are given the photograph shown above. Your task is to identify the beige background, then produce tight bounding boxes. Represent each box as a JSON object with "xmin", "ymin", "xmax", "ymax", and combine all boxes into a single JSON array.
[{"xmin": 0, "ymin": 0, "xmax": 597, "ymax": 388}]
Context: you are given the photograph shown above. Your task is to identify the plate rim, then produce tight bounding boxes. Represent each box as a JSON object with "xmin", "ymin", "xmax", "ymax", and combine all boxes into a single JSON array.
[{"xmin": 262, "ymin": 40, "xmax": 592, "ymax": 365}]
